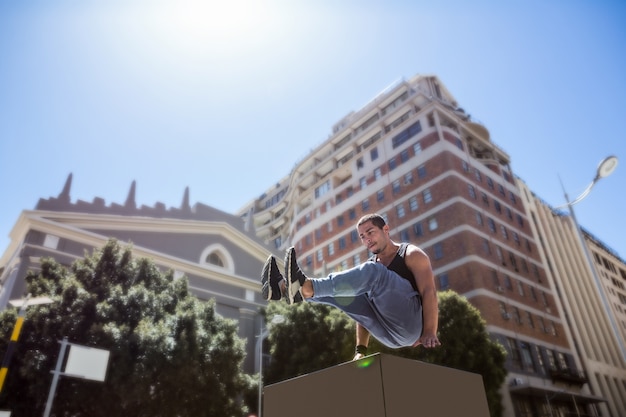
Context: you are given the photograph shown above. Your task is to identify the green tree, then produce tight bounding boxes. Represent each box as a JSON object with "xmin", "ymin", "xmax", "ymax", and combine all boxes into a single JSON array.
[
  {"xmin": 264, "ymin": 290, "xmax": 507, "ymax": 417},
  {"xmin": 263, "ymin": 301, "xmax": 355, "ymax": 385},
  {"xmin": 0, "ymin": 239, "xmax": 255, "ymax": 417}
]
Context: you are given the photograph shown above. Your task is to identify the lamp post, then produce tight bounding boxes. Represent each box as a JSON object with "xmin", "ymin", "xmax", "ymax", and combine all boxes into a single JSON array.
[
  {"xmin": 557, "ymin": 155, "xmax": 625, "ymax": 361},
  {"xmin": 256, "ymin": 314, "xmax": 285, "ymax": 417},
  {"xmin": 0, "ymin": 295, "xmax": 54, "ymax": 394}
]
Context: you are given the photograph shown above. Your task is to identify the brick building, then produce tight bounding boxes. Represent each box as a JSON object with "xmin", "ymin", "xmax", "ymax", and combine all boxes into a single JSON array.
[{"xmin": 239, "ymin": 74, "xmax": 604, "ymax": 416}]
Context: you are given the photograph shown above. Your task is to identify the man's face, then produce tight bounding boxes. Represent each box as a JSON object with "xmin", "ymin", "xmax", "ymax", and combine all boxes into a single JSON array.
[{"xmin": 357, "ymin": 221, "xmax": 388, "ymax": 254}]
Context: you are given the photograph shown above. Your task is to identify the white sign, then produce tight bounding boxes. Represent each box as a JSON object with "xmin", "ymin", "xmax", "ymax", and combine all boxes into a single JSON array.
[{"xmin": 65, "ymin": 345, "xmax": 110, "ymax": 382}]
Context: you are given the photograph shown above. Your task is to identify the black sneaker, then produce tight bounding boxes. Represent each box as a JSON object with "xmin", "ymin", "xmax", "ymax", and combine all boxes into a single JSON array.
[
  {"xmin": 284, "ymin": 247, "xmax": 308, "ymax": 305},
  {"xmin": 261, "ymin": 255, "xmax": 282, "ymax": 301}
]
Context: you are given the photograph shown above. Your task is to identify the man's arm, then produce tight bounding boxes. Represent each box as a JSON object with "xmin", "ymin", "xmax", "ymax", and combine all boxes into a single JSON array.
[
  {"xmin": 405, "ymin": 245, "xmax": 440, "ymax": 348},
  {"xmin": 353, "ymin": 322, "xmax": 371, "ymax": 360}
]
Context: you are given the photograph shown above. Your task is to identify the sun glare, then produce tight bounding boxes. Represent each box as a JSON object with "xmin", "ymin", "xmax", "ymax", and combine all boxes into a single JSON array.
[{"xmin": 146, "ymin": 0, "xmax": 281, "ymax": 51}]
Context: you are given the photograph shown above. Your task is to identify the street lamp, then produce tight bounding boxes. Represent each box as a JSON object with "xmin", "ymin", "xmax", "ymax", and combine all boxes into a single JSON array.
[
  {"xmin": 256, "ymin": 314, "xmax": 285, "ymax": 417},
  {"xmin": 0, "ymin": 294, "xmax": 55, "ymax": 394},
  {"xmin": 557, "ymin": 155, "xmax": 625, "ymax": 361}
]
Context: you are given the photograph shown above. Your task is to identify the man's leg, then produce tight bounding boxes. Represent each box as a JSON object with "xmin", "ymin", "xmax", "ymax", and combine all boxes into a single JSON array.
[
  {"xmin": 285, "ymin": 247, "xmax": 424, "ymax": 347},
  {"xmin": 309, "ymin": 295, "xmax": 407, "ymax": 348}
]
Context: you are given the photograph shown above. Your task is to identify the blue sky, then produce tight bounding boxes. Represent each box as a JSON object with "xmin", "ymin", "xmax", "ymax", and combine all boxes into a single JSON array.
[{"xmin": 1, "ymin": 0, "xmax": 625, "ymax": 259}]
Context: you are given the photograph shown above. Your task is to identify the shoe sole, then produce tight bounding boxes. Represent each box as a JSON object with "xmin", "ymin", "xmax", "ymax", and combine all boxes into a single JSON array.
[
  {"xmin": 261, "ymin": 255, "xmax": 274, "ymax": 301},
  {"xmin": 285, "ymin": 248, "xmax": 302, "ymax": 305}
]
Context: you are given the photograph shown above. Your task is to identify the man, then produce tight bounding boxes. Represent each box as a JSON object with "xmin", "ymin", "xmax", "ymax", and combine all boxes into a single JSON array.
[{"xmin": 261, "ymin": 213, "xmax": 440, "ymax": 359}]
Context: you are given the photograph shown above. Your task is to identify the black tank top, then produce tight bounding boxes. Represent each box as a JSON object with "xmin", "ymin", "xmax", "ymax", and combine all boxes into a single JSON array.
[{"xmin": 371, "ymin": 242, "xmax": 419, "ymax": 293}]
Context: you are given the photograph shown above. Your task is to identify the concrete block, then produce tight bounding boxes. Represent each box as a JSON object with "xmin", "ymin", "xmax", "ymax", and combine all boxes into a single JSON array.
[{"xmin": 264, "ymin": 353, "xmax": 490, "ymax": 417}]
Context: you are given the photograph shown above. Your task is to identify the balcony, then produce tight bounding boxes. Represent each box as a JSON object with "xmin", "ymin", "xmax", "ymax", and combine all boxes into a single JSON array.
[{"xmin": 549, "ymin": 368, "xmax": 588, "ymax": 386}]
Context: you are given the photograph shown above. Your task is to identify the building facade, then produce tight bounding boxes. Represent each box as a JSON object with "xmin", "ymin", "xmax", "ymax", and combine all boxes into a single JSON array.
[
  {"xmin": 0, "ymin": 175, "xmax": 276, "ymax": 374},
  {"xmin": 239, "ymin": 75, "xmax": 605, "ymax": 416},
  {"xmin": 520, "ymin": 179, "xmax": 626, "ymax": 417}
]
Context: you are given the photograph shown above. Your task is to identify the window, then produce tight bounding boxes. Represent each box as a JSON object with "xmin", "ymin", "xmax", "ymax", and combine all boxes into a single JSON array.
[
  {"xmin": 200, "ymin": 244, "xmax": 234, "ymax": 273},
  {"xmin": 423, "ymin": 188, "xmax": 432, "ymax": 203},
  {"xmin": 351, "ymin": 230, "xmax": 359, "ymax": 243},
  {"xmin": 517, "ymin": 214, "xmax": 524, "ymax": 228},
  {"xmin": 404, "ymin": 171, "xmax": 413, "ymax": 185},
  {"xmin": 377, "ymin": 190, "xmax": 385, "ymax": 202},
  {"xmin": 316, "ymin": 249, "xmax": 323, "ymax": 262},
  {"xmin": 501, "ymin": 225, "xmax": 508, "ymax": 239},
  {"xmin": 396, "ymin": 204, "xmax": 406, "ymax": 218},
  {"xmin": 414, "ymin": 222, "xmax": 423, "ymax": 237},
  {"xmin": 481, "ymin": 192, "xmax": 489, "ymax": 206},
  {"xmin": 356, "ymin": 158, "xmax": 364, "ymax": 169},
  {"xmin": 400, "ymin": 149, "xmax": 409, "ymax": 162},
  {"xmin": 520, "ymin": 342, "xmax": 535, "ymax": 372},
  {"xmin": 362, "ymin": 199, "xmax": 370, "ymax": 211},
  {"xmin": 388, "ymin": 159, "xmax": 397, "ymax": 171},
  {"xmin": 328, "ymin": 243, "xmax": 335, "ymax": 256},
  {"xmin": 353, "ymin": 254, "xmax": 361, "ymax": 266},
  {"xmin": 337, "ymin": 215, "xmax": 344, "ymax": 227},
  {"xmin": 428, "ymin": 218, "xmax": 438, "ymax": 231},
  {"xmin": 511, "ymin": 307, "xmax": 521, "ymax": 324},
  {"xmin": 474, "ymin": 168, "xmax": 482, "ymax": 182},
  {"xmin": 413, "ymin": 142, "xmax": 422, "ymax": 155},
  {"xmin": 438, "ymin": 273, "xmax": 449, "ymax": 289},
  {"xmin": 476, "ymin": 211, "xmax": 483, "ymax": 226},
  {"xmin": 43, "ymin": 234, "xmax": 60, "ymax": 249},
  {"xmin": 468, "ymin": 184, "xmax": 476, "ymax": 199},
  {"xmin": 507, "ymin": 338, "xmax": 522, "ymax": 369},
  {"xmin": 545, "ymin": 348, "xmax": 556, "ymax": 370},
  {"xmin": 509, "ymin": 191, "xmax": 517, "ymax": 204},
  {"xmin": 391, "ymin": 120, "xmax": 422, "ymax": 148},
  {"xmin": 498, "ymin": 184, "xmax": 505, "ymax": 196},
  {"xmin": 455, "ymin": 138, "xmax": 463, "ymax": 150},
  {"xmin": 374, "ymin": 167, "xmax": 382, "ymax": 180},
  {"xmin": 392, "ymin": 179, "xmax": 401, "ymax": 194},
  {"xmin": 487, "ymin": 177, "xmax": 494, "ymax": 189},
  {"xmin": 503, "ymin": 274, "xmax": 512, "ymax": 290},
  {"xmin": 400, "ymin": 229, "xmax": 410, "ymax": 241},
  {"xmin": 206, "ymin": 252, "xmax": 224, "ymax": 267},
  {"xmin": 482, "ymin": 239, "xmax": 491, "ymax": 255},
  {"xmin": 487, "ymin": 218, "xmax": 496, "ymax": 233},
  {"xmin": 433, "ymin": 242, "xmax": 444, "ymax": 260},
  {"xmin": 315, "ymin": 180, "xmax": 331, "ymax": 199},
  {"xmin": 517, "ymin": 280, "xmax": 525, "ymax": 296},
  {"xmin": 371, "ymin": 147, "xmax": 379, "ymax": 161},
  {"xmin": 349, "ymin": 208, "xmax": 356, "ymax": 220},
  {"xmin": 494, "ymin": 200, "xmax": 501, "ymax": 213},
  {"xmin": 409, "ymin": 196, "xmax": 419, "ymax": 211},
  {"xmin": 360, "ymin": 176, "xmax": 367, "ymax": 189},
  {"xmin": 417, "ymin": 164, "xmax": 427, "ymax": 178},
  {"xmin": 462, "ymin": 160, "xmax": 469, "ymax": 172}
]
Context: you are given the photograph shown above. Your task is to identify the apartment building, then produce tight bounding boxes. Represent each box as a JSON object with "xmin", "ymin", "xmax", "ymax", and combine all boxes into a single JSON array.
[
  {"xmin": 0, "ymin": 175, "xmax": 275, "ymax": 374},
  {"xmin": 239, "ymin": 75, "xmax": 604, "ymax": 416},
  {"xmin": 520, "ymin": 179, "xmax": 626, "ymax": 417}
]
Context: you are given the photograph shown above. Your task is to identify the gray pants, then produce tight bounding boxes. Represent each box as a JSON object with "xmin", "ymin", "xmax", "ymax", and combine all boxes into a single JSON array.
[{"xmin": 308, "ymin": 261, "xmax": 423, "ymax": 348}]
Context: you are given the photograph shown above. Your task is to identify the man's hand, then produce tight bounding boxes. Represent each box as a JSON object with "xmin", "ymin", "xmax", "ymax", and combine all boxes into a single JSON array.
[{"xmin": 413, "ymin": 332, "xmax": 441, "ymax": 348}]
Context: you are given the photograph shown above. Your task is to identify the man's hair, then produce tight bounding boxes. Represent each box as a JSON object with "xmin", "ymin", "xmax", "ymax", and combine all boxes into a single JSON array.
[{"xmin": 357, "ymin": 213, "xmax": 386, "ymax": 229}]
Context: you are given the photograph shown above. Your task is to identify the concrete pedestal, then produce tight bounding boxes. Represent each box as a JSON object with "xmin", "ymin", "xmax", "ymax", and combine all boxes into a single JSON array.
[{"xmin": 264, "ymin": 353, "xmax": 490, "ymax": 417}]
